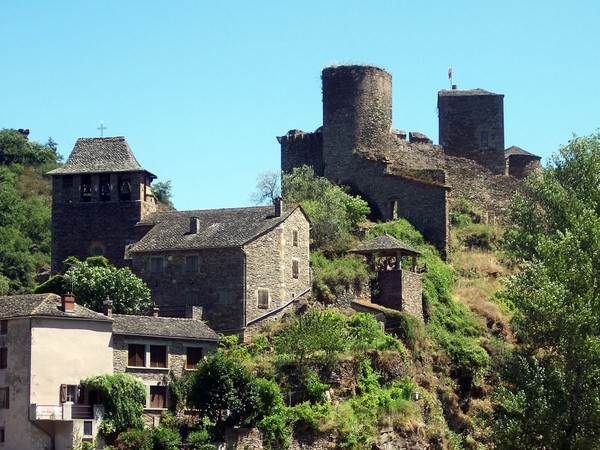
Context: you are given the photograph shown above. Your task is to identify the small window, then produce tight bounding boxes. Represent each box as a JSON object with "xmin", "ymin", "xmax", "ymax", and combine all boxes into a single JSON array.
[
  {"xmin": 100, "ymin": 174, "xmax": 111, "ymax": 202},
  {"xmin": 0, "ymin": 320, "xmax": 6, "ymax": 335},
  {"xmin": 0, "ymin": 387, "xmax": 8, "ymax": 409},
  {"xmin": 292, "ymin": 230, "xmax": 298, "ymax": 247},
  {"xmin": 149, "ymin": 257, "xmax": 164, "ymax": 273},
  {"xmin": 218, "ymin": 288, "xmax": 233, "ymax": 306},
  {"xmin": 0, "ymin": 427, "xmax": 4, "ymax": 442},
  {"xmin": 150, "ymin": 345, "xmax": 167, "ymax": 368},
  {"xmin": 60, "ymin": 384, "xmax": 79, "ymax": 403},
  {"xmin": 186, "ymin": 347, "xmax": 203, "ymax": 370},
  {"xmin": 258, "ymin": 289, "xmax": 269, "ymax": 309},
  {"xmin": 83, "ymin": 421, "xmax": 93, "ymax": 437},
  {"xmin": 481, "ymin": 131, "xmax": 489, "ymax": 148},
  {"xmin": 128, "ymin": 344, "xmax": 145, "ymax": 367},
  {"xmin": 149, "ymin": 385, "xmax": 167, "ymax": 409},
  {"xmin": 81, "ymin": 175, "xmax": 92, "ymax": 202},
  {"xmin": 119, "ymin": 177, "xmax": 132, "ymax": 201},
  {"xmin": 185, "ymin": 255, "xmax": 199, "ymax": 273},
  {"xmin": 292, "ymin": 259, "xmax": 299, "ymax": 279},
  {"xmin": 0, "ymin": 348, "xmax": 6, "ymax": 369}
]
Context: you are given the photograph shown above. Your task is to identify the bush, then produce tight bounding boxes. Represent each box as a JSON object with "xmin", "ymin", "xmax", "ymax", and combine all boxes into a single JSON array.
[
  {"xmin": 257, "ymin": 414, "xmax": 290, "ymax": 450},
  {"xmin": 186, "ymin": 429, "xmax": 217, "ymax": 450},
  {"xmin": 112, "ymin": 428, "xmax": 152, "ymax": 450},
  {"xmin": 290, "ymin": 401, "xmax": 332, "ymax": 433},
  {"xmin": 311, "ymin": 252, "xmax": 372, "ymax": 303},
  {"xmin": 151, "ymin": 425, "xmax": 181, "ymax": 450},
  {"xmin": 346, "ymin": 312, "xmax": 406, "ymax": 354}
]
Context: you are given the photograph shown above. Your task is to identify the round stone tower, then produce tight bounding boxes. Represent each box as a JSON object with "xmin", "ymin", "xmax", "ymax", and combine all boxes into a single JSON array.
[{"xmin": 322, "ymin": 65, "xmax": 392, "ymax": 184}]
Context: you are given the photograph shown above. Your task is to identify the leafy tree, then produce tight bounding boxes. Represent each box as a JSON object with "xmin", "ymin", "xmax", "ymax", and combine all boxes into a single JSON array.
[
  {"xmin": 495, "ymin": 133, "xmax": 600, "ymax": 449},
  {"xmin": 151, "ymin": 180, "xmax": 175, "ymax": 209},
  {"xmin": 35, "ymin": 256, "xmax": 153, "ymax": 314},
  {"xmin": 282, "ymin": 166, "xmax": 370, "ymax": 252},
  {"xmin": 250, "ymin": 170, "xmax": 281, "ymax": 205},
  {"xmin": 82, "ymin": 374, "xmax": 146, "ymax": 439},
  {"xmin": 188, "ymin": 351, "xmax": 258, "ymax": 426}
]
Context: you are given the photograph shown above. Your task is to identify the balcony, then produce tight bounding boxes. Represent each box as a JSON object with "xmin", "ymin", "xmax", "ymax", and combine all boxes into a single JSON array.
[{"xmin": 30, "ymin": 403, "xmax": 103, "ymax": 421}]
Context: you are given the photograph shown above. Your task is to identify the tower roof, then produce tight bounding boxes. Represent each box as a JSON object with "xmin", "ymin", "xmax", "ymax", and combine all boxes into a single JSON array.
[
  {"xmin": 350, "ymin": 233, "xmax": 420, "ymax": 257},
  {"xmin": 505, "ymin": 145, "xmax": 540, "ymax": 158},
  {"xmin": 438, "ymin": 88, "xmax": 501, "ymax": 97},
  {"xmin": 47, "ymin": 136, "xmax": 156, "ymax": 177}
]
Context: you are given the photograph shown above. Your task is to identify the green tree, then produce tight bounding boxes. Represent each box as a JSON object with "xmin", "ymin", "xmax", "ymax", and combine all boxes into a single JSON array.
[
  {"xmin": 151, "ymin": 180, "xmax": 175, "ymax": 209},
  {"xmin": 35, "ymin": 256, "xmax": 153, "ymax": 314},
  {"xmin": 282, "ymin": 166, "xmax": 370, "ymax": 252},
  {"xmin": 495, "ymin": 133, "xmax": 600, "ymax": 449},
  {"xmin": 250, "ymin": 170, "xmax": 281, "ymax": 205},
  {"xmin": 188, "ymin": 351, "xmax": 258, "ymax": 426}
]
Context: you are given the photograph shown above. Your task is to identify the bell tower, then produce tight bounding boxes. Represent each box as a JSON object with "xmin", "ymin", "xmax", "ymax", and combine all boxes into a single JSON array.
[{"xmin": 48, "ymin": 136, "xmax": 158, "ymax": 272}]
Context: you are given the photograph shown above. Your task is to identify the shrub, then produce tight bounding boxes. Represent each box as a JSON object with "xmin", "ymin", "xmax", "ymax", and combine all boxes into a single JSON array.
[
  {"xmin": 290, "ymin": 401, "xmax": 332, "ymax": 433},
  {"xmin": 112, "ymin": 428, "xmax": 152, "ymax": 450},
  {"xmin": 151, "ymin": 425, "xmax": 182, "ymax": 450},
  {"xmin": 186, "ymin": 429, "xmax": 216, "ymax": 450},
  {"xmin": 310, "ymin": 252, "xmax": 372, "ymax": 303},
  {"xmin": 257, "ymin": 414, "xmax": 290, "ymax": 450}
]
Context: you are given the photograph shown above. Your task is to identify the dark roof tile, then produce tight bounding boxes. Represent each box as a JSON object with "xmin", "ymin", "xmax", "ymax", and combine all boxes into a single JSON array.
[
  {"xmin": 0, "ymin": 293, "xmax": 111, "ymax": 321},
  {"xmin": 505, "ymin": 145, "xmax": 540, "ymax": 158},
  {"xmin": 350, "ymin": 234, "xmax": 420, "ymax": 256},
  {"xmin": 111, "ymin": 314, "xmax": 220, "ymax": 341},
  {"xmin": 47, "ymin": 136, "xmax": 155, "ymax": 176}
]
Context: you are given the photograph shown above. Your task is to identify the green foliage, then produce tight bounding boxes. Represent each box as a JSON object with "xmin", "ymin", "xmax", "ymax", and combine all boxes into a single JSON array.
[
  {"xmin": 299, "ymin": 369, "xmax": 329, "ymax": 404},
  {"xmin": 167, "ymin": 372, "xmax": 193, "ymax": 412},
  {"xmin": 310, "ymin": 251, "xmax": 372, "ymax": 303},
  {"xmin": 0, "ymin": 129, "xmax": 61, "ymax": 166},
  {"xmin": 274, "ymin": 309, "xmax": 349, "ymax": 367},
  {"xmin": 151, "ymin": 180, "xmax": 175, "ymax": 208},
  {"xmin": 383, "ymin": 311, "xmax": 426, "ymax": 356},
  {"xmin": 186, "ymin": 429, "xmax": 217, "ymax": 450},
  {"xmin": 255, "ymin": 378, "xmax": 285, "ymax": 417},
  {"xmin": 356, "ymin": 357, "xmax": 381, "ymax": 394},
  {"xmin": 289, "ymin": 401, "xmax": 332, "ymax": 433},
  {"xmin": 151, "ymin": 425, "xmax": 182, "ymax": 450},
  {"xmin": 250, "ymin": 170, "xmax": 281, "ymax": 205},
  {"xmin": 369, "ymin": 220, "xmax": 489, "ymax": 382},
  {"xmin": 282, "ymin": 165, "xmax": 370, "ymax": 252},
  {"xmin": 36, "ymin": 256, "xmax": 153, "ymax": 314},
  {"xmin": 346, "ymin": 312, "xmax": 406, "ymax": 354},
  {"xmin": 450, "ymin": 197, "xmax": 483, "ymax": 227},
  {"xmin": 495, "ymin": 133, "xmax": 600, "ymax": 449},
  {"xmin": 188, "ymin": 351, "xmax": 258, "ymax": 426},
  {"xmin": 111, "ymin": 428, "xmax": 152, "ymax": 450},
  {"xmin": 257, "ymin": 414, "xmax": 290, "ymax": 450},
  {"xmin": 82, "ymin": 374, "xmax": 146, "ymax": 437}
]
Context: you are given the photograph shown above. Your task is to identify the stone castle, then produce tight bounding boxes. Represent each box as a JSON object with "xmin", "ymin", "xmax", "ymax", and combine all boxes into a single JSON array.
[{"xmin": 279, "ymin": 65, "xmax": 541, "ymax": 252}]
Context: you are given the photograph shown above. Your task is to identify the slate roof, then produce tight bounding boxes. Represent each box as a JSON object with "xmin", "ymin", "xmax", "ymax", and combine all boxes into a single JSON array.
[
  {"xmin": 0, "ymin": 293, "xmax": 111, "ymax": 321},
  {"xmin": 350, "ymin": 234, "xmax": 421, "ymax": 256},
  {"xmin": 438, "ymin": 88, "xmax": 499, "ymax": 97},
  {"xmin": 505, "ymin": 145, "xmax": 540, "ymax": 158},
  {"xmin": 128, "ymin": 204, "xmax": 303, "ymax": 253},
  {"xmin": 111, "ymin": 314, "xmax": 220, "ymax": 341},
  {"xmin": 47, "ymin": 136, "xmax": 156, "ymax": 177}
]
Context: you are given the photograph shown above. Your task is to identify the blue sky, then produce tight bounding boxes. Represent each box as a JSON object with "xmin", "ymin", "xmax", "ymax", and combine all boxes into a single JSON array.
[{"xmin": 2, "ymin": 1, "xmax": 599, "ymax": 210}]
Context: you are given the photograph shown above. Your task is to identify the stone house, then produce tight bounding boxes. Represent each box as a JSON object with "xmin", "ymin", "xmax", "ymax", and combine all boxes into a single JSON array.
[
  {"xmin": 107, "ymin": 305, "xmax": 220, "ymax": 425},
  {"xmin": 280, "ymin": 65, "xmax": 541, "ymax": 254},
  {"xmin": 126, "ymin": 199, "xmax": 311, "ymax": 335},
  {"xmin": 0, "ymin": 293, "xmax": 220, "ymax": 450},
  {"xmin": 0, "ymin": 293, "xmax": 113, "ymax": 450},
  {"xmin": 48, "ymin": 138, "xmax": 311, "ymax": 336}
]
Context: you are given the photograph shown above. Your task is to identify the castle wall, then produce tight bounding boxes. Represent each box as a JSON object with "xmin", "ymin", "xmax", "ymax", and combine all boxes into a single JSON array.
[
  {"xmin": 279, "ymin": 129, "xmax": 324, "ymax": 176},
  {"xmin": 438, "ymin": 91, "xmax": 506, "ymax": 175},
  {"xmin": 131, "ymin": 248, "xmax": 246, "ymax": 332},
  {"xmin": 51, "ymin": 172, "xmax": 157, "ymax": 272},
  {"xmin": 506, "ymin": 155, "xmax": 541, "ymax": 179},
  {"xmin": 322, "ymin": 65, "xmax": 392, "ymax": 183}
]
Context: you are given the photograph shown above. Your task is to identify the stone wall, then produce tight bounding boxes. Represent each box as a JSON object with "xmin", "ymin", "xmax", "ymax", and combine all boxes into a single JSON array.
[
  {"xmin": 51, "ymin": 171, "xmax": 157, "ymax": 272},
  {"xmin": 279, "ymin": 129, "xmax": 323, "ymax": 176},
  {"xmin": 132, "ymin": 248, "xmax": 246, "ymax": 332},
  {"xmin": 400, "ymin": 270, "xmax": 423, "ymax": 319},
  {"xmin": 245, "ymin": 208, "xmax": 311, "ymax": 325},
  {"xmin": 375, "ymin": 270, "xmax": 423, "ymax": 320},
  {"xmin": 506, "ymin": 155, "xmax": 542, "ymax": 179},
  {"xmin": 438, "ymin": 90, "xmax": 506, "ymax": 175}
]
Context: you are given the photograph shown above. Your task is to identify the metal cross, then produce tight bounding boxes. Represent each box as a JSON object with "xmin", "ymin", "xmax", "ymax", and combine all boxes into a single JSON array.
[{"xmin": 97, "ymin": 120, "xmax": 107, "ymax": 137}]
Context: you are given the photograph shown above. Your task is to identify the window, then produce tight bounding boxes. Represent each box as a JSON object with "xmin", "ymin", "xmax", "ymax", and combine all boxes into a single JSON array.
[
  {"xmin": 83, "ymin": 421, "xmax": 93, "ymax": 437},
  {"xmin": 185, "ymin": 255, "xmax": 199, "ymax": 273},
  {"xmin": 60, "ymin": 384, "xmax": 79, "ymax": 403},
  {"xmin": 292, "ymin": 259, "xmax": 299, "ymax": 279},
  {"xmin": 149, "ymin": 385, "xmax": 167, "ymax": 409},
  {"xmin": 100, "ymin": 174, "xmax": 111, "ymax": 202},
  {"xmin": 81, "ymin": 175, "xmax": 92, "ymax": 202},
  {"xmin": 258, "ymin": 289, "xmax": 269, "ymax": 309},
  {"xmin": 0, "ymin": 348, "xmax": 6, "ymax": 369},
  {"xmin": 186, "ymin": 347, "xmax": 203, "ymax": 370},
  {"xmin": 149, "ymin": 257, "xmax": 164, "ymax": 273},
  {"xmin": 0, "ymin": 427, "xmax": 4, "ymax": 442},
  {"xmin": 292, "ymin": 230, "xmax": 298, "ymax": 247},
  {"xmin": 218, "ymin": 288, "xmax": 233, "ymax": 306},
  {"xmin": 150, "ymin": 345, "xmax": 167, "ymax": 368},
  {"xmin": 128, "ymin": 344, "xmax": 145, "ymax": 367},
  {"xmin": 0, "ymin": 320, "xmax": 6, "ymax": 335},
  {"xmin": 119, "ymin": 176, "xmax": 132, "ymax": 201},
  {"xmin": 0, "ymin": 387, "xmax": 8, "ymax": 409},
  {"xmin": 481, "ymin": 131, "xmax": 489, "ymax": 148}
]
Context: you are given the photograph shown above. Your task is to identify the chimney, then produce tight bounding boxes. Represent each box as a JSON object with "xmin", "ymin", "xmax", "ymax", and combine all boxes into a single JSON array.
[
  {"xmin": 103, "ymin": 299, "xmax": 113, "ymax": 317},
  {"xmin": 185, "ymin": 305, "xmax": 204, "ymax": 320},
  {"xmin": 153, "ymin": 306, "xmax": 160, "ymax": 317},
  {"xmin": 190, "ymin": 216, "xmax": 200, "ymax": 234},
  {"xmin": 62, "ymin": 294, "xmax": 75, "ymax": 313},
  {"xmin": 274, "ymin": 197, "xmax": 282, "ymax": 217},
  {"xmin": 451, "ymin": 84, "xmax": 457, "ymax": 90}
]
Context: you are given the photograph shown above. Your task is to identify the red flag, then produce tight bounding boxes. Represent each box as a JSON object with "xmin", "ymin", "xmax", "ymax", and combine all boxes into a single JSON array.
[{"xmin": 448, "ymin": 66, "xmax": 452, "ymax": 80}]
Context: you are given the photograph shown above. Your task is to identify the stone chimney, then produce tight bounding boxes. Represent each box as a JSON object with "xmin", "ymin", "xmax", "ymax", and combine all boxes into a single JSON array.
[
  {"xmin": 190, "ymin": 216, "xmax": 201, "ymax": 234},
  {"xmin": 274, "ymin": 197, "xmax": 282, "ymax": 217},
  {"xmin": 185, "ymin": 305, "xmax": 204, "ymax": 320},
  {"xmin": 62, "ymin": 294, "xmax": 75, "ymax": 313},
  {"xmin": 103, "ymin": 299, "xmax": 113, "ymax": 317}
]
